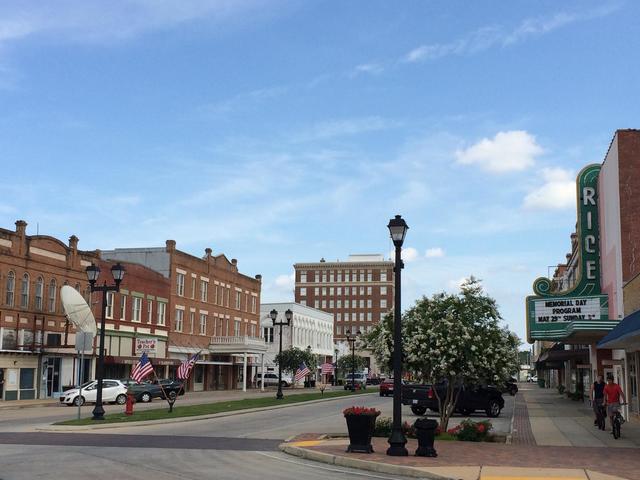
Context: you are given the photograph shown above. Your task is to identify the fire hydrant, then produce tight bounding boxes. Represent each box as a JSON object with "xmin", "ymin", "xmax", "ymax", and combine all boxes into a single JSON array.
[{"xmin": 125, "ymin": 392, "xmax": 135, "ymax": 416}]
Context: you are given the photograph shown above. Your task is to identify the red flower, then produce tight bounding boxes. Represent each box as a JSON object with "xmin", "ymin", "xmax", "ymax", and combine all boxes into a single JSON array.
[
  {"xmin": 477, "ymin": 424, "xmax": 486, "ymax": 433},
  {"xmin": 343, "ymin": 406, "xmax": 381, "ymax": 416}
]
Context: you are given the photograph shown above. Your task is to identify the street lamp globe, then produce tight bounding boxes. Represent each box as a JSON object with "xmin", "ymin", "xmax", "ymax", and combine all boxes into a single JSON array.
[
  {"xmin": 110, "ymin": 263, "xmax": 126, "ymax": 283},
  {"xmin": 85, "ymin": 263, "xmax": 100, "ymax": 284},
  {"xmin": 285, "ymin": 308, "xmax": 293, "ymax": 324},
  {"xmin": 269, "ymin": 309, "xmax": 278, "ymax": 321},
  {"xmin": 387, "ymin": 214, "xmax": 409, "ymax": 247}
]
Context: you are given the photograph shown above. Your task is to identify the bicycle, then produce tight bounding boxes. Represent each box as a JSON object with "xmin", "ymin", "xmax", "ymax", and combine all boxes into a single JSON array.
[{"xmin": 610, "ymin": 403, "xmax": 627, "ymax": 439}]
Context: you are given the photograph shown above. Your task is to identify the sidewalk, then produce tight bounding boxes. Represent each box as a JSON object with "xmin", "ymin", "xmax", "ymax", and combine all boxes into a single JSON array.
[
  {"xmin": 283, "ymin": 436, "xmax": 636, "ymax": 480},
  {"xmin": 514, "ymin": 384, "xmax": 640, "ymax": 448},
  {"xmin": 282, "ymin": 384, "xmax": 640, "ymax": 480}
]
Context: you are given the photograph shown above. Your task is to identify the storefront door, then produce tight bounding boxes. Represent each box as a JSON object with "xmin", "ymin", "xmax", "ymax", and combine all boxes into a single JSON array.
[
  {"xmin": 628, "ymin": 353, "xmax": 638, "ymax": 414},
  {"xmin": 45, "ymin": 357, "xmax": 61, "ymax": 398},
  {"xmin": 193, "ymin": 365, "xmax": 204, "ymax": 391}
]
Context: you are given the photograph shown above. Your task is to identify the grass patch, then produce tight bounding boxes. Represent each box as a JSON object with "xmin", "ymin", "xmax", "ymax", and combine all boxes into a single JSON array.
[{"xmin": 55, "ymin": 390, "xmax": 371, "ymax": 426}]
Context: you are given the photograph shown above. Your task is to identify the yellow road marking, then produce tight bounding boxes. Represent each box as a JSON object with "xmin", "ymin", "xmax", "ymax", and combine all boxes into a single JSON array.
[
  {"xmin": 288, "ymin": 440, "xmax": 323, "ymax": 447},
  {"xmin": 482, "ymin": 477, "xmax": 584, "ymax": 480}
]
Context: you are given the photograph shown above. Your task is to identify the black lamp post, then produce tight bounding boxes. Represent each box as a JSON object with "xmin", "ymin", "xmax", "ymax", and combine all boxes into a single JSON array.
[
  {"xmin": 345, "ymin": 330, "xmax": 361, "ymax": 391},
  {"xmin": 271, "ymin": 308, "xmax": 292, "ymax": 400},
  {"xmin": 334, "ymin": 347, "xmax": 339, "ymax": 386},
  {"xmin": 387, "ymin": 214, "xmax": 409, "ymax": 456},
  {"xmin": 86, "ymin": 262, "xmax": 125, "ymax": 421}
]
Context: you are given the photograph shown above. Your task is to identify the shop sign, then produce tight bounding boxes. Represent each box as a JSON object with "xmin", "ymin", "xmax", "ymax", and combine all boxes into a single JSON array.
[
  {"xmin": 135, "ymin": 338, "xmax": 157, "ymax": 355},
  {"xmin": 526, "ymin": 165, "xmax": 614, "ymax": 342}
]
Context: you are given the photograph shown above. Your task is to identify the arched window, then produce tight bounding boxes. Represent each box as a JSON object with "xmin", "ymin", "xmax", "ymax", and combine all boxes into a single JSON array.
[
  {"xmin": 74, "ymin": 283, "xmax": 81, "ymax": 292},
  {"xmin": 48, "ymin": 279, "xmax": 57, "ymax": 313},
  {"xmin": 35, "ymin": 277, "xmax": 44, "ymax": 311},
  {"xmin": 5, "ymin": 271, "xmax": 15, "ymax": 306},
  {"xmin": 20, "ymin": 273, "xmax": 29, "ymax": 308}
]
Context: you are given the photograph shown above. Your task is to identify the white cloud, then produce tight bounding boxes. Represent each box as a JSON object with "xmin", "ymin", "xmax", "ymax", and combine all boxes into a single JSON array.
[
  {"xmin": 447, "ymin": 276, "xmax": 468, "ymax": 290},
  {"xmin": 0, "ymin": 1, "xmax": 280, "ymax": 48},
  {"xmin": 523, "ymin": 167, "xmax": 575, "ymax": 210},
  {"xmin": 402, "ymin": 5, "xmax": 620, "ymax": 63},
  {"xmin": 389, "ymin": 247, "xmax": 419, "ymax": 262},
  {"xmin": 425, "ymin": 247, "xmax": 445, "ymax": 258},
  {"xmin": 455, "ymin": 130, "xmax": 544, "ymax": 173},
  {"xmin": 350, "ymin": 63, "xmax": 384, "ymax": 77},
  {"xmin": 294, "ymin": 116, "xmax": 401, "ymax": 142},
  {"xmin": 275, "ymin": 273, "xmax": 295, "ymax": 288}
]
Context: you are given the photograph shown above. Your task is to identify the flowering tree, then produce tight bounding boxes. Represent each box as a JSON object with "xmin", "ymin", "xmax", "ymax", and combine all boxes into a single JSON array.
[
  {"xmin": 275, "ymin": 347, "xmax": 318, "ymax": 375},
  {"xmin": 365, "ymin": 277, "xmax": 520, "ymax": 430}
]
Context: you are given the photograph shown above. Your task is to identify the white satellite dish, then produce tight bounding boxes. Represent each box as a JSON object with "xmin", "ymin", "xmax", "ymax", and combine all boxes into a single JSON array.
[{"xmin": 61, "ymin": 285, "xmax": 97, "ymax": 335}]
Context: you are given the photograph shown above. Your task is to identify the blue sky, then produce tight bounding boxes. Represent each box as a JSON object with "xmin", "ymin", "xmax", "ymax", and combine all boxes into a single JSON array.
[{"xmin": 1, "ymin": 0, "xmax": 639, "ymax": 342}]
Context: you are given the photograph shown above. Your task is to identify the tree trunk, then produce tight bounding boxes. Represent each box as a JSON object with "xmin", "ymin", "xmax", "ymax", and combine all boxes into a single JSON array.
[{"xmin": 436, "ymin": 381, "xmax": 461, "ymax": 432}]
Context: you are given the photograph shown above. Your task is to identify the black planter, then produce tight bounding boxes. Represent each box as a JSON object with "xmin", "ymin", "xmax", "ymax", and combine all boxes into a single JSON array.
[
  {"xmin": 414, "ymin": 418, "xmax": 438, "ymax": 457},
  {"xmin": 345, "ymin": 414, "xmax": 378, "ymax": 453}
]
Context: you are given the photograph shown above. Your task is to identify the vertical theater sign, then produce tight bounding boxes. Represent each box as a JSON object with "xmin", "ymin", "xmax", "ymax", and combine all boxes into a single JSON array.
[{"xmin": 526, "ymin": 164, "xmax": 616, "ymax": 343}]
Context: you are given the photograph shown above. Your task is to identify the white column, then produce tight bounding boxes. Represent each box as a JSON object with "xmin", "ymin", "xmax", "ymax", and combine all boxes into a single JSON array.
[
  {"xmin": 242, "ymin": 352, "xmax": 247, "ymax": 392},
  {"xmin": 261, "ymin": 353, "xmax": 265, "ymax": 392}
]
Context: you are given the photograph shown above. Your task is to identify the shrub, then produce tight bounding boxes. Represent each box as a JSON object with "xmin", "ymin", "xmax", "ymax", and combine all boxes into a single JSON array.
[
  {"xmin": 373, "ymin": 417, "xmax": 416, "ymax": 438},
  {"xmin": 447, "ymin": 419, "xmax": 492, "ymax": 442}
]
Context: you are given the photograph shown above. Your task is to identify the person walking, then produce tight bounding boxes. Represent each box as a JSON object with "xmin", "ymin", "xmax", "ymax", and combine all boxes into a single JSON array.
[
  {"xmin": 590, "ymin": 375, "xmax": 605, "ymax": 429},
  {"xmin": 603, "ymin": 375, "xmax": 626, "ymax": 431}
]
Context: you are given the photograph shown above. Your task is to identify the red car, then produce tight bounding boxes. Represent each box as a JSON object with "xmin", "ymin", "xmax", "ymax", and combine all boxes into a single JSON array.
[{"xmin": 379, "ymin": 378, "xmax": 395, "ymax": 397}]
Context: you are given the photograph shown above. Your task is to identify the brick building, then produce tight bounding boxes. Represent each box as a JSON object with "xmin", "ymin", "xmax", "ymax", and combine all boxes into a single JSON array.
[
  {"xmin": 293, "ymin": 254, "xmax": 394, "ymax": 375},
  {"xmin": 0, "ymin": 220, "xmax": 98, "ymax": 401},
  {"xmin": 101, "ymin": 240, "xmax": 264, "ymax": 392},
  {"xmin": 293, "ymin": 254, "xmax": 394, "ymax": 341},
  {"xmin": 89, "ymin": 259, "xmax": 173, "ymax": 381}
]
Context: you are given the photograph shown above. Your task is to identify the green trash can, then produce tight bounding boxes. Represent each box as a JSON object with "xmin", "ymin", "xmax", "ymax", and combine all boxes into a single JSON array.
[{"xmin": 537, "ymin": 378, "xmax": 545, "ymax": 388}]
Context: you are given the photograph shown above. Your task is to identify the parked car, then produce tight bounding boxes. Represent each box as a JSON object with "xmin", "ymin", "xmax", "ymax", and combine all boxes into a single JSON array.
[
  {"xmin": 402, "ymin": 382, "xmax": 505, "ymax": 417},
  {"xmin": 121, "ymin": 379, "xmax": 185, "ymax": 403},
  {"xmin": 501, "ymin": 378, "xmax": 518, "ymax": 396},
  {"xmin": 59, "ymin": 379, "xmax": 128, "ymax": 406},
  {"xmin": 366, "ymin": 376, "xmax": 382, "ymax": 386},
  {"xmin": 254, "ymin": 372, "xmax": 291, "ymax": 387},
  {"xmin": 527, "ymin": 374, "xmax": 538, "ymax": 383},
  {"xmin": 379, "ymin": 378, "xmax": 400, "ymax": 397},
  {"xmin": 343, "ymin": 372, "xmax": 367, "ymax": 390}
]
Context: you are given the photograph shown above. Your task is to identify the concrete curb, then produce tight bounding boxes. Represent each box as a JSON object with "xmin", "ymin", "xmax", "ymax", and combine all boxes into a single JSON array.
[
  {"xmin": 280, "ymin": 444, "xmax": 456, "ymax": 480},
  {"xmin": 37, "ymin": 392, "xmax": 375, "ymax": 432}
]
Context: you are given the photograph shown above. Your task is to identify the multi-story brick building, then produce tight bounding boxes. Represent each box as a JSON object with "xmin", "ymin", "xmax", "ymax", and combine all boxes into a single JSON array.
[
  {"xmin": 293, "ymin": 254, "xmax": 394, "ymax": 342},
  {"xmin": 89, "ymin": 259, "xmax": 173, "ymax": 381},
  {"xmin": 101, "ymin": 240, "xmax": 264, "ymax": 392},
  {"xmin": 0, "ymin": 220, "xmax": 98, "ymax": 401}
]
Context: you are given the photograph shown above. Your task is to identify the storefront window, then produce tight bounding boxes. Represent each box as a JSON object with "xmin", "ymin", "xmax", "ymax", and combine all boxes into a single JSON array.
[{"xmin": 2, "ymin": 329, "xmax": 17, "ymax": 350}]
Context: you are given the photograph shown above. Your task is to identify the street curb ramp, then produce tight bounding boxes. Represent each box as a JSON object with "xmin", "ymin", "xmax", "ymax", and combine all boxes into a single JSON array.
[{"xmin": 280, "ymin": 444, "xmax": 457, "ymax": 480}]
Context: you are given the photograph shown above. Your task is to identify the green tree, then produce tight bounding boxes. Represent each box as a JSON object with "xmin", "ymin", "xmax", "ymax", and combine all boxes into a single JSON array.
[
  {"xmin": 366, "ymin": 277, "xmax": 520, "ymax": 430},
  {"xmin": 274, "ymin": 347, "xmax": 318, "ymax": 376},
  {"xmin": 337, "ymin": 354, "xmax": 367, "ymax": 376}
]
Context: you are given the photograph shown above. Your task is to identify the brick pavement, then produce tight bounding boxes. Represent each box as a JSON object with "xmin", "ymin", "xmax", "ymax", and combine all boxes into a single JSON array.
[
  {"xmin": 302, "ymin": 437, "xmax": 640, "ymax": 480},
  {"xmin": 511, "ymin": 392, "xmax": 536, "ymax": 445}
]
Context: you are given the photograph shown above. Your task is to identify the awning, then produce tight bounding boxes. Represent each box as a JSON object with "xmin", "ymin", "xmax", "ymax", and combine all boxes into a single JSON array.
[
  {"xmin": 598, "ymin": 309, "xmax": 640, "ymax": 349},
  {"xmin": 536, "ymin": 344, "xmax": 588, "ymax": 369}
]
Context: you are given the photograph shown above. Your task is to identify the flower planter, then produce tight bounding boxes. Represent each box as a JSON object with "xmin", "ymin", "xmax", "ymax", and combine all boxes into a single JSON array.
[
  {"xmin": 413, "ymin": 418, "xmax": 438, "ymax": 457},
  {"xmin": 345, "ymin": 414, "xmax": 377, "ymax": 453}
]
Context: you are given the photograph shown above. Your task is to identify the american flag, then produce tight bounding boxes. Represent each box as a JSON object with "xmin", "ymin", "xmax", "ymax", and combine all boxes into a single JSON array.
[
  {"xmin": 321, "ymin": 362, "xmax": 335, "ymax": 375},
  {"xmin": 131, "ymin": 352, "xmax": 154, "ymax": 383},
  {"xmin": 294, "ymin": 362, "xmax": 311, "ymax": 382},
  {"xmin": 177, "ymin": 352, "xmax": 199, "ymax": 380}
]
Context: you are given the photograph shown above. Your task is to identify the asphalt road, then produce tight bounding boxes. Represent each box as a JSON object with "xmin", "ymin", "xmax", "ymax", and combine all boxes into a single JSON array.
[{"xmin": 0, "ymin": 390, "xmax": 515, "ymax": 479}]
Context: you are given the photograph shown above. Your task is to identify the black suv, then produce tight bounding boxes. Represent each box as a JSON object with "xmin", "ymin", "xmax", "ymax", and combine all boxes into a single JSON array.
[{"xmin": 402, "ymin": 382, "xmax": 505, "ymax": 417}]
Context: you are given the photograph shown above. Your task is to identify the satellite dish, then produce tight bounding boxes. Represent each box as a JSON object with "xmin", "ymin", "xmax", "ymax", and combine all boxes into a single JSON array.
[{"xmin": 61, "ymin": 285, "xmax": 97, "ymax": 335}]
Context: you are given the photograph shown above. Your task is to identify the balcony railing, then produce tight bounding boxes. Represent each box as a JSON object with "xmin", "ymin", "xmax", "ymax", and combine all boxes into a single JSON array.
[{"xmin": 210, "ymin": 335, "xmax": 267, "ymax": 351}]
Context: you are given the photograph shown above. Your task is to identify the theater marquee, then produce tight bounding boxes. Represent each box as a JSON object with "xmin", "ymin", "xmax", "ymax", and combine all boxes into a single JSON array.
[{"xmin": 526, "ymin": 164, "xmax": 614, "ymax": 342}]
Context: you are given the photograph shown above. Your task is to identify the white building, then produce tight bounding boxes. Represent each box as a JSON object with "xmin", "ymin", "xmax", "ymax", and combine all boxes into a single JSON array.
[{"xmin": 260, "ymin": 302, "xmax": 334, "ymax": 374}]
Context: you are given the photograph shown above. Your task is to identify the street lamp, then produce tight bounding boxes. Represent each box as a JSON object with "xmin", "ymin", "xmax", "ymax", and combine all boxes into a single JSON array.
[
  {"xmin": 272, "ymin": 308, "xmax": 292, "ymax": 400},
  {"xmin": 387, "ymin": 214, "xmax": 409, "ymax": 456},
  {"xmin": 334, "ymin": 347, "xmax": 339, "ymax": 386},
  {"xmin": 86, "ymin": 262, "xmax": 125, "ymax": 420},
  {"xmin": 345, "ymin": 330, "xmax": 361, "ymax": 391}
]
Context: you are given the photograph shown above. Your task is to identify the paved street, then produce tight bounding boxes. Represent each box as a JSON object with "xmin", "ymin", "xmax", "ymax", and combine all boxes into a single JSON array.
[{"xmin": 0, "ymin": 389, "xmax": 514, "ymax": 479}]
